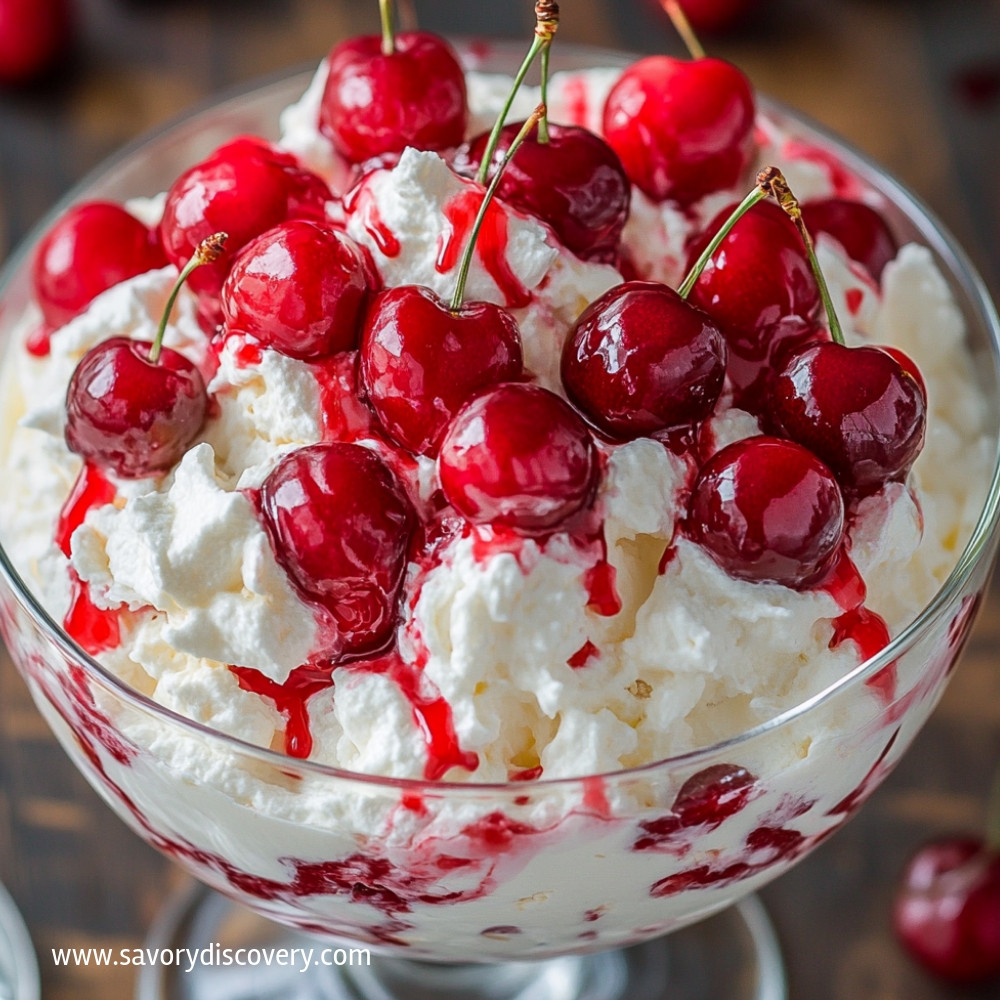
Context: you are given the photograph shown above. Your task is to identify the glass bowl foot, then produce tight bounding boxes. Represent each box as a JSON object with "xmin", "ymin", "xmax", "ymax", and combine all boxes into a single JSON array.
[{"xmin": 136, "ymin": 884, "xmax": 786, "ymax": 1000}]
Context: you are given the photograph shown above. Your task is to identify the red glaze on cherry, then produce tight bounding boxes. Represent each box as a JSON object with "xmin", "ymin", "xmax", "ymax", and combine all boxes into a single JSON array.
[
  {"xmin": 688, "ymin": 435, "xmax": 845, "ymax": 587},
  {"xmin": 561, "ymin": 281, "xmax": 727, "ymax": 438},
  {"xmin": 32, "ymin": 201, "xmax": 167, "ymax": 329},
  {"xmin": 438, "ymin": 383, "xmax": 597, "ymax": 535},
  {"xmin": 801, "ymin": 197, "xmax": 898, "ymax": 280},
  {"xmin": 685, "ymin": 198, "xmax": 822, "ymax": 410},
  {"xmin": 459, "ymin": 122, "xmax": 631, "ymax": 264},
  {"xmin": 602, "ymin": 55, "xmax": 755, "ymax": 206},
  {"xmin": 64, "ymin": 337, "xmax": 208, "ymax": 479},
  {"xmin": 259, "ymin": 443, "xmax": 415, "ymax": 659},
  {"xmin": 360, "ymin": 285, "xmax": 523, "ymax": 457},
  {"xmin": 0, "ymin": 0, "xmax": 71, "ymax": 86},
  {"xmin": 221, "ymin": 220, "xmax": 375, "ymax": 360},
  {"xmin": 894, "ymin": 837, "xmax": 1000, "ymax": 984},
  {"xmin": 771, "ymin": 342, "xmax": 927, "ymax": 495},
  {"xmin": 318, "ymin": 32, "xmax": 467, "ymax": 163},
  {"xmin": 159, "ymin": 138, "xmax": 331, "ymax": 325}
]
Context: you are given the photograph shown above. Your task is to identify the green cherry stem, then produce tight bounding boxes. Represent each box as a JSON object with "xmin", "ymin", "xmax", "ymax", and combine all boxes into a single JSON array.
[
  {"xmin": 538, "ymin": 39, "xmax": 552, "ymax": 144},
  {"xmin": 452, "ymin": 106, "xmax": 545, "ymax": 313},
  {"xmin": 660, "ymin": 0, "xmax": 706, "ymax": 60},
  {"xmin": 379, "ymin": 0, "xmax": 395, "ymax": 56},
  {"xmin": 150, "ymin": 232, "xmax": 228, "ymax": 364},
  {"xmin": 987, "ymin": 765, "xmax": 1000, "ymax": 853},
  {"xmin": 759, "ymin": 165, "xmax": 846, "ymax": 346},
  {"xmin": 475, "ymin": 1, "xmax": 559, "ymax": 185},
  {"xmin": 677, "ymin": 183, "xmax": 769, "ymax": 299}
]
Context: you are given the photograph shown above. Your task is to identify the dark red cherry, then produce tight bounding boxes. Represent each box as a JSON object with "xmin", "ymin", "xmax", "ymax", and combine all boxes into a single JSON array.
[
  {"xmin": 438, "ymin": 383, "xmax": 597, "ymax": 535},
  {"xmin": 159, "ymin": 138, "xmax": 331, "ymax": 325},
  {"xmin": 260, "ymin": 443, "xmax": 414, "ymax": 658},
  {"xmin": 894, "ymin": 837, "xmax": 1000, "ymax": 984},
  {"xmin": 771, "ymin": 342, "xmax": 927, "ymax": 495},
  {"xmin": 32, "ymin": 201, "xmax": 168, "ymax": 328},
  {"xmin": 0, "ymin": 0, "xmax": 71, "ymax": 86},
  {"xmin": 672, "ymin": 764, "xmax": 758, "ymax": 827},
  {"xmin": 360, "ymin": 285, "xmax": 523, "ymax": 457},
  {"xmin": 318, "ymin": 32, "xmax": 467, "ymax": 163},
  {"xmin": 663, "ymin": 0, "xmax": 761, "ymax": 35},
  {"xmin": 688, "ymin": 435, "xmax": 845, "ymax": 587},
  {"xmin": 561, "ymin": 281, "xmax": 726, "ymax": 438},
  {"xmin": 602, "ymin": 55, "xmax": 755, "ymax": 206},
  {"xmin": 221, "ymin": 220, "xmax": 375, "ymax": 361},
  {"xmin": 801, "ymin": 197, "xmax": 898, "ymax": 280},
  {"xmin": 64, "ymin": 337, "xmax": 207, "ymax": 479},
  {"xmin": 459, "ymin": 122, "xmax": 630, "ymax": 264}
]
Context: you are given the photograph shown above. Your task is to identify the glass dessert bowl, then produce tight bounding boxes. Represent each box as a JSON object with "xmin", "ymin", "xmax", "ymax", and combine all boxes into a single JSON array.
[{"xmin": 0, "ymin": 39, "xmax": 999, "ymax": 1000}]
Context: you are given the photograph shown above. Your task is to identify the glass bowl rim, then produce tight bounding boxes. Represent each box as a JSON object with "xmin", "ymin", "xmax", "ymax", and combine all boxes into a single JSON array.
[{"xmin": 1, "ymin": 41, "xmax": 999, "ymax": 795}]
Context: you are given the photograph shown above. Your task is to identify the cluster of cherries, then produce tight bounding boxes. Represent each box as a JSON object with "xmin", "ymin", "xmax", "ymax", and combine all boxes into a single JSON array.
[{"xmin": 42, "ymin": 1, "xmax": 926, "ymax": 661}]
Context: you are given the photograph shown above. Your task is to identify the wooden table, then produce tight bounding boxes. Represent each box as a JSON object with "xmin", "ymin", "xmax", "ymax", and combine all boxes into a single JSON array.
[{"xmin": 1, "ymin": 1, "xmax": 998, "ymax": 998}]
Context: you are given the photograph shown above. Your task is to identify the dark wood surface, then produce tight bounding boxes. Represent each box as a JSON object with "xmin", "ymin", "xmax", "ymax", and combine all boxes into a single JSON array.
[{"xmin": 1, "ymin": 1, "xmax": 999, "ymax": 998}]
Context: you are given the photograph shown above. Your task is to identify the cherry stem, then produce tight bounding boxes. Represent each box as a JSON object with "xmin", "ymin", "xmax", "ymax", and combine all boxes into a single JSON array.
[
  {"xmin": 539, "ymin": 42, "xmax": 552, "ymax": 143},
  {"xmin": 660, "ymin": 0, "xmax": 706, "ymax": 60},
  {"xmin": 987, "ymin": 765, "xmax": 1000, "ymax": 853},
  {"xmin": 759, "ymin": 166, "xmax": 846, "ymax": 346},
  {"xmin": 475, "ymin": 1, "xmax": 559, "ymax": 185},
  {"xmin": 677, "ymin": 185, "xmax": 769, "ymax": 300},
  {"xmin": 379, "ymin": 0, "xmax": 395, "ymax": 56},
  {"xmin": 452, "ymin": 106, "xmax": 545, "ymax": 313},
  {"xmin": 150, "ymin": 232, "xmax": 227, "ymax": 364}
]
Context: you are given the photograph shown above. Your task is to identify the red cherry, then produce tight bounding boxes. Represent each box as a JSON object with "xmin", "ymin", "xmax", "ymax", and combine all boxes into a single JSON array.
[
  {"xmin": 666, "ymin": 0, "xmax": 761, "ymax": 35},
  {"xmin": 360, "ymin": 285, "xmax": 523, "ymax": 457},
  {"xmin": 801, "ymin": 197, "xmax": 898, "ymax": 280},
  {"xmin": 220, "ymin": 220, "xmax": 375, "ymax": 361},
  {"xmin": 318, "ymin": 32, "xmax": 467, "ymax": 163},
  {"xmin": 0, "ymin": 0, "xmax": 70, "ymax": 86},
  {"xmin": 458, "ymin": 122, "xmax": 631, "ymax": 264},
  {"xmin": 64, "ymin": 337, "xmax": 207, "ymax": 479},
  {"xmin": 685, "ymin": 198, "xmax": 822, "ymax": 409},
  {"xmin": 894, "ymin": 837, "xmax": 1000, "ymax": 984},
  {"xmin": 561, "ymin": 280, "xmax": 727, "ymax": 438},
  {"xmin": 673, "ymin": 764, "xmax": 758, "ymax": 826},
  {"xmin": 260, "ymin": 443, "xmax": 415, "ymax": 659},
  {"xmin": 438, "ymin": 383, "xmax": 597, "ymax": 535},
  {"xmin": 159, "ymin": 138, "xmax": 331, "ymax": 325},
  {"xmin": 32, "ymin": 201, "xmax": 168, "ymax": 329},
  {"xmin": 771, "ymin": 342, "xmax": 927, "ymax": 495},
  {"xmin": 602, "ymin": 55, "xmax": 755, "ymax": 206},
  {"xmin": 688, "ymin": 435, "xmax": 845, "ymax": 587}
]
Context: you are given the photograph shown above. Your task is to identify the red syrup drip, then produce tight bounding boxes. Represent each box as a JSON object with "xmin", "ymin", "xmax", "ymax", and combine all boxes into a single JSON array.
[
  {"xmin": 344, "ymin": 184, "xmax": 400, "ymax": 258},
  {"xmin": 56, "ymin": 462, "xmax": 116, "ymax": 557},
  {"xmin": 561, "ymin": 75, "xmax": 590, "ymax": 126},
  {"xmin": 231, "ymin": 664, "xmax": 333, "ymax": 759},
  {"xmin": 658, "ymin": 544, "xmax": 677, "ymax": 575},
  {"xmin": 845, "ymin": 287, "xmax": 864, "ymax": 316},
  {"xmin": 510, "ymin": 765, "xmax": 543, "ymax": 782},
  {"xmin": 26, "ymin": 323, "xmax": 54, "ymax": 357},
  {"xmin": 64, "ymin": 570, "xmax": 121, "ymax": 655},
  {"xmin": 232, "ymin": 339, "xmax": 263, "ymax": 367},
  {"xmin": 379, "ymin": 653, "xmax": 479, "ymax": 781},
  {"xmin": 435, "ymin": 188, "xmax": 531, "ymax": 309},
  {"xmin": 313, "ymin": 352, "xmax": 374, "ymax": 442},
  {"xmin": 819, "ymin": 548, "xmax": 895, "ymax": 703},
  {"xmin": 568, "ymin": 639, "xmax": 599, "ymax": 668},
  {"xmin": 584, "ymin": 559, "xmax": 621, "ymax": 616}
]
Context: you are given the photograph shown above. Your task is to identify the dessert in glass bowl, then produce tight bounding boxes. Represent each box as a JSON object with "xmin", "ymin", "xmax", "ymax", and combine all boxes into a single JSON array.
[{"xmin": 0, "ymin": 4, "xmax": 999, "ymax": 998}]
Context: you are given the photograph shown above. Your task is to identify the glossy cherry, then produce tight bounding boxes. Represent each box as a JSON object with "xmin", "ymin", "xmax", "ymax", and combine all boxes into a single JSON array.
[
  {"xmin": 159, "ymin": 138, "xmax": 331, "ymax": 324},
  {"xmin": 0, "ymin": 0, "xmax": 70, "ymax": 86},
  {"xmin": 688, "ymin": 435, "xmax": 845, "ymax": 587},
  {"xmin": 361, "ymin": 285, "xmax": 523, "ymax": 457},
  {"xmin": 459, "ymin": 122, "xmax": 630, "ymax": 264},
  {"xmin": 801, "ymin": 197, "xmax": 898, "ymax": 280},
  {"xmin": 771, "ymin": 342, "xmax": 927, "ymax": 495},
  {"xmin": 318, "ymin": 32, "xmax": 467, "ymax": 163},
  {"xmin": 602, "ymin": 54, "xmax": 755, "ymax": 206},
  {"xmin": 894, "ymin": 836, "xmax": 1000, "ymax": 984},
  {"xmin": 561, "ymin": 280, "xmax": 726, "ymax": 438},
  {"xmin": 64, "ymin": 337, "xmax": 207, "ymax": 479},
  {"xmin": 685, "ymin": 198, "xmax": 822, "ymax": 409},
  {"xmin": 438, "ymin": 383, "xmax": 597, "ymax": 535},
  {"xmin": 221, "ymin": 220, "xmax": 375, "ymax": 360},
  {"xmin": 32, "ymin": 201, "xmax": 168, "ymax": 328},
  {"xmin": 260, "ymin": 443, "xmax": 415, "ymax": 659}
]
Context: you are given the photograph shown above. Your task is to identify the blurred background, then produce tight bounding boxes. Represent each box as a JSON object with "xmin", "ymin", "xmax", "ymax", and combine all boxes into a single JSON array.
[{"xmin": 0, "ymin": 1, "xmax": 998, "ymax": 998}]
